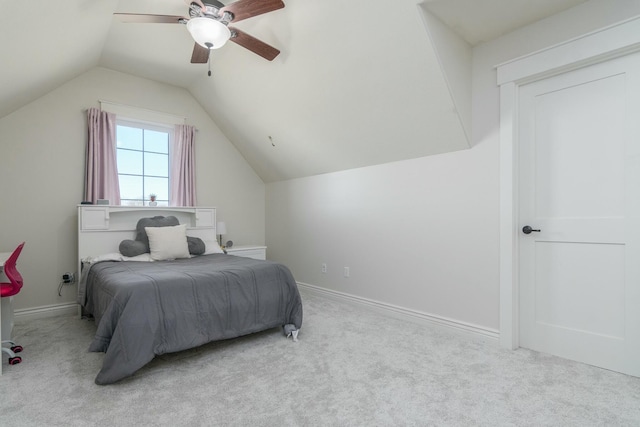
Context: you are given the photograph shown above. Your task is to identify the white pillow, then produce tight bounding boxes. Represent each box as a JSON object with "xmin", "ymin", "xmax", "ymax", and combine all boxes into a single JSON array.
[
  {"xmin": 82, "ymin": 253, "xmax": 154, "ymax": 264},
  {"xmin": 145, "ymin": 224, "xmax": 191, "ymax": 261},
  {"xmin": 82, "ymin": 253, "xmax": 123, "ymax": 264},
  {"xmin": 122, "ymin": 253, "xmax": 153, "ymax": 262},
  {"xmin": 203, "ymin": 239, "xmax": 225, "ymax": 255}
]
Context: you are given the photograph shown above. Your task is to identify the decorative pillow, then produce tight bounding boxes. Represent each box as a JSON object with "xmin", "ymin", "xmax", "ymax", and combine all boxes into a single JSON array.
[
  {"xmin": 187, "ymin": 236, "xmax": 206, "ymax": 255},
  {"xmin": 145, "ymin": 224, "xmax": 190, "ymax": 261},
  {"xmin": 119, "ymin": 239, "xmax": 148, "ymax": 258},
  {"xmin": 136, "ymin": 216, "xmax": 180, "ymax": 252},
  {"xmin": 203, "ymin": 239, "xmax": 225, "ymax": 255}
]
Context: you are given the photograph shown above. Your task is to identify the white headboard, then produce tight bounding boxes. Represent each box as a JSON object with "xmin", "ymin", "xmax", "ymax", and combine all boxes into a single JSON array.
[{"xmin": 77, "ymin": 205, "xmax": 217, "ymax": 271}]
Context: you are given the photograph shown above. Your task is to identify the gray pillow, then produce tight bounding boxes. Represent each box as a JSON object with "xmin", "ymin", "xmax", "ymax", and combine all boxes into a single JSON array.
[
  {"xmin": 135, "ymin": 216, "xmax": 180, "ymax": 253},
  {"xmin": 118, "ymin": 216, "xmax": 206, "ymax": 257},
  {"xmin": 187, "ymin": 236, "xmax": 206, "ymax": 255},
  {"xmin": 119, "ymin": 240, "xmax": 147, "ymax": 257}
]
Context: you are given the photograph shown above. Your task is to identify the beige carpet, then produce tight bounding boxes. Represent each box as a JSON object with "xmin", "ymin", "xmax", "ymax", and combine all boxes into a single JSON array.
[{"xmin": 1, "ymin": 290, "xmax": 639, "ymax": 426}]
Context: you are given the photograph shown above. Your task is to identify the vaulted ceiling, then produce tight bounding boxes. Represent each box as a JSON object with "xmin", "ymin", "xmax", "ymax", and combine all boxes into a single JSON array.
[{"xmin": 0, "ymin": 0, "xmax": 587, "ymax": 182}]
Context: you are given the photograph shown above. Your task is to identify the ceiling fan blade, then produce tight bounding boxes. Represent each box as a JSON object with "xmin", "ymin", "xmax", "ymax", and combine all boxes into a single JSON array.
[
  {"xmin": 191, "ymin": 43, "xmax": 210, "ymax": 63},
  {"xmin": 229, "ymin": 27, "xmax": 280, "ymax": 61},
  {"xmin": 220, "ymin": 0, "xmax": 284, "ymax": 23},
  {"xmin": 114, "ymin": 13, "xmax": 186, "ymax": 24}
]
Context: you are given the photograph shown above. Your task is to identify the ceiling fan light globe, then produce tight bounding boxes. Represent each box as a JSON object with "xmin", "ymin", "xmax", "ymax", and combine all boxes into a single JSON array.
[{"xmin": 187, "ymin": 17, "xmax": 231, "ymax": 49}]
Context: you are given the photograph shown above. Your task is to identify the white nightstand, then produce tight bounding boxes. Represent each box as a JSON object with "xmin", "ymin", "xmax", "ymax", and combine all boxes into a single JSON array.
[{"xmin": 225, "ymin": 245, "xmax": 267, "ymax": 260}]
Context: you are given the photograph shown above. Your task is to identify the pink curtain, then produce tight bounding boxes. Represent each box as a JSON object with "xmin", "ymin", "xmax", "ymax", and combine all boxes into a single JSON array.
[
  {"xmin": 84, "ymin": 108, "xmax": 121, "ymax": 204},
  {"xmin": 170, "ymin": 124, "xmax": 197, "ymax": 206}
]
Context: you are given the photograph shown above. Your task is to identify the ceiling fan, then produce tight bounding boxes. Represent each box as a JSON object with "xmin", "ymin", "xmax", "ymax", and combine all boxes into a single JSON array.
[{"xmin": 115, "ymin": 0, "xmax": 284, "ymax": 63}]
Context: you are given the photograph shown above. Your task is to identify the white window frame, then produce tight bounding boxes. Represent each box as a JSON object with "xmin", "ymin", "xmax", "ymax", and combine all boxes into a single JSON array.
[{"xmin": 116, "ymin": 118, "xmax": 174, "ymax": 206}]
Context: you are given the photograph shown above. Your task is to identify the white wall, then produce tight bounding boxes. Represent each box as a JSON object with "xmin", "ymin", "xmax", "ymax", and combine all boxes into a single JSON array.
[
  {"xmin": 266, "ymin": 0, "xmax": 640, "ymax": 332},
  {"xmin": 0, "ymin": 67, "xmax": 265, "ymax": 311},
  {"xmin": 418, "ymin": 6, "xmax": 472, "ymax": 146},
  {"xmin": 267, "ymin": 144, "xmax": 499, "ymax": 329}
]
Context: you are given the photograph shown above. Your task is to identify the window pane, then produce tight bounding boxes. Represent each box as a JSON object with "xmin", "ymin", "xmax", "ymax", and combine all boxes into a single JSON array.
[
  {"xmin": 145, "ymin": 177, "xmax": 168, "ymax": 201},
  {"xmin": 119, "ymin": 175, "xmax": 143, "ymax": 200},
  {"xmin": 117, "ymin": 149, "xmax": 143, "ymax": 175},
  {"xmin": 116, "ymin": 120, "xmax": 174, "ymax": 206},
  {"xmin": 144, "ymin": 152, "xmax": 168, "ymax": 177},
  {"xmin": 145, "ymin": 129, "xmax": 169, "ymax": 154},
  {"xmin": 117, "ymin": 126, "xmax": 143, "ymax": 150}
]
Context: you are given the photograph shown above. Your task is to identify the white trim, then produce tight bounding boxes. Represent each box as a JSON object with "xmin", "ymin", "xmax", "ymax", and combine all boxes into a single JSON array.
[
  {"xmin": 14, "ymin": 303, "xmax": 79, "ymax": 322},
  {"xmin": 99, "ymin": 100, "xmax": 187, "ymax": 126},
  {"xmin": 117, "ymin": 117, "xmax": 175, "ymax": 134},
  {"xmin": 297, "ymin": 282, "xmax": 499, "ymax": 341},
  {"xmin": 497, "ymin": 16, "xmax": 640, "ymax": 85},
  {"xmin": 499, "ymin": 81, "xmax": 519, "ymax": 350},
  {"xmin": 497, "ymin": 17, "xmax": 640, "ymax": 350}
]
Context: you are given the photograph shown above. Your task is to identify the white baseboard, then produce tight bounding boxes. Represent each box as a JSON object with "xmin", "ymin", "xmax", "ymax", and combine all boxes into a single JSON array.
[
  {"xmin": 14, "ymin": 302, "xmax": 79, "ymax": 322},
  {"xmin": 11, "ymin": 287, "xmax": 499, "ymax": 341},
  {"xmin": 296, "ymin": 282, "xmax": 499, "ymax": 342}
]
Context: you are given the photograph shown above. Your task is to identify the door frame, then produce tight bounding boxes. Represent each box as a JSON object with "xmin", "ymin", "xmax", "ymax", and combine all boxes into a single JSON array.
[{"xmin": 497, "ymin": 17, "xmax": 640, "ymax": 350}]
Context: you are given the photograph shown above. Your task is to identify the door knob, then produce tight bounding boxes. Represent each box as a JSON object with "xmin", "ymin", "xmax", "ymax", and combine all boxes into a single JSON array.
[{"xmin": 522, "ymin": 225, "xmax": 541, "ymax": 234}]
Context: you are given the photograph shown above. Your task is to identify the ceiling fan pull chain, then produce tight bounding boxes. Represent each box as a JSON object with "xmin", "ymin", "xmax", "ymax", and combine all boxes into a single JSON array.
[{"xmin": 202, "ymin": 41, "xmax": 213, "ymax": 77}]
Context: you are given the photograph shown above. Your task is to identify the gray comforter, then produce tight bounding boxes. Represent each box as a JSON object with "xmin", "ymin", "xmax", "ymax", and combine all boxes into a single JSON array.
[{"xmin": 81, "ymin": 254, "xmax": 303, "ymax": 385}]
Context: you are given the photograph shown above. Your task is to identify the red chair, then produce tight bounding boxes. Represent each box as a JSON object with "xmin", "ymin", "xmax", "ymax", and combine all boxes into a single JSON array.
[{"xmin": 1, "ymin": 242, "xmax": 25, "ymax": 365}]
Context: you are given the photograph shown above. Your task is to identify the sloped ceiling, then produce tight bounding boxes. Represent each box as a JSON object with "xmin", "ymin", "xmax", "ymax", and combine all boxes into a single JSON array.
[
  {"xmin": 0, "ymin": 0, "xmax": 587, "ymax": 182},
  {"xmin": 425, "ymin": 0, "xmax": 589, "ymax": 45},
  {"xmin": 0, "ymin": 0, "xmax": 118, "ymax": 119}
]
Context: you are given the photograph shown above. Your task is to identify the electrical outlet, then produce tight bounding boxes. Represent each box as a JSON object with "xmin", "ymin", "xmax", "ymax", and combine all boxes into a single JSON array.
[
  {"xmin": 62, "ymin": 272, "xmax": 75, "ymax": 284},
  {"xmin": 321, "ymin": 263, "xmax": 327, "ymax": 273},
  {"xmin": 343, "ymin": 267, "xmax": 350, "ymax": 278}
]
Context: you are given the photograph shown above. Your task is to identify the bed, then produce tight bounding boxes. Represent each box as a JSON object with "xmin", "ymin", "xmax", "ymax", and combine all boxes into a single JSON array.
[{"xmin": 77, "ymin": 205, "xmax": 303, "ymax": 385}]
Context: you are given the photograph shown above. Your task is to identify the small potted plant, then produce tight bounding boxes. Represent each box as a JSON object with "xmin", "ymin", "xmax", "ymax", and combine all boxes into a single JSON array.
[{"xmin": 149, "ymin": 193, "xmax": 157, "ymax": 206}]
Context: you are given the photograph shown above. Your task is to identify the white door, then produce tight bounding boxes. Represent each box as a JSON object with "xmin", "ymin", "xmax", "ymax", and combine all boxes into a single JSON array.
[{"xmin": 518, "ymin": 52, "xmax": 640, "ymax": 376}]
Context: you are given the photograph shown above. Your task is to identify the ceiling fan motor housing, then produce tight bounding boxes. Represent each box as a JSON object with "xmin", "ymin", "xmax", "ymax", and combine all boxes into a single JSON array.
[{"xmin": 190, "ymin": 1, "xmax": 231, "ymax": 20}]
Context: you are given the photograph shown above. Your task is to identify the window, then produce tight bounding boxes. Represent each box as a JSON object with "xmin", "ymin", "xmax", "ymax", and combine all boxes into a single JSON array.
[{"xmin": 116, "ymin": 120, "xmax": 171, "ymax": 206}]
